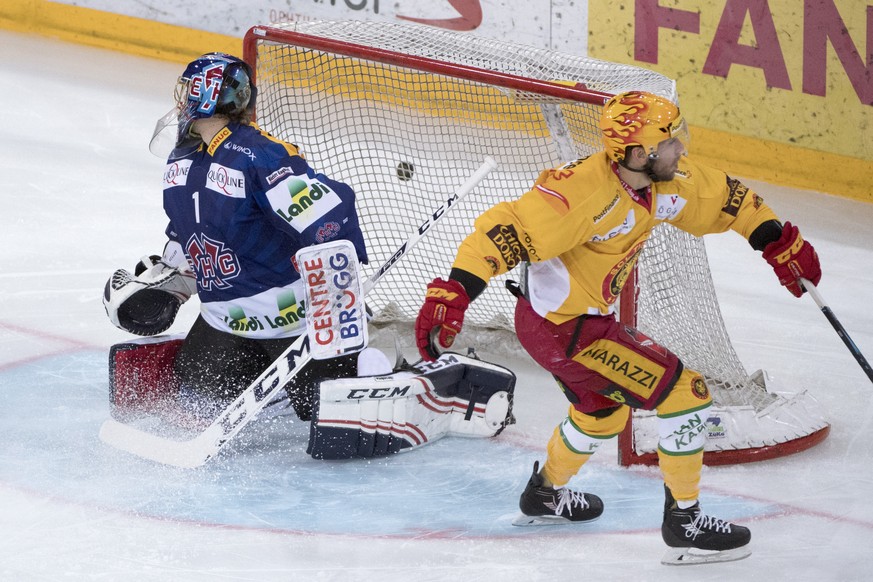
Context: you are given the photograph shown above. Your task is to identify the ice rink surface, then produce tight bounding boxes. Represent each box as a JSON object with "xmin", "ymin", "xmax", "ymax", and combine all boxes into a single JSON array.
[{"xmin": 2, "ymin": 30, "xmax": 872, "ymax": 581}]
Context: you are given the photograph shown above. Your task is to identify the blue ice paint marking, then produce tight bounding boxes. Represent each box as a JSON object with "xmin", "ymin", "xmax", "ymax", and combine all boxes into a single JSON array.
[{"xmin": 1, "ymin": 351, "xmax": 775, "ymax": 538}]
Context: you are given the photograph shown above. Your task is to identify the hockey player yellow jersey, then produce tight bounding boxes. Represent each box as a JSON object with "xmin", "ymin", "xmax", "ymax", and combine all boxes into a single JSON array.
[{"xmin": 453, "ymin": 152, "xmax": 778, "ymax": 325}]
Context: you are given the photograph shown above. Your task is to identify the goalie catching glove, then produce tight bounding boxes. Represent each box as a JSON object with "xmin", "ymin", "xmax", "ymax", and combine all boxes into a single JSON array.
[
  {"xmin": 103, "ymin": 253, "xmax": 197, "ymax": 336},
  {"xmin": 762, "ymin": 221, "xmax": 821, "ymax": 297},
  {"xmin": 415, "ymin": 278, "xmax": 471, "ymax": 361}
]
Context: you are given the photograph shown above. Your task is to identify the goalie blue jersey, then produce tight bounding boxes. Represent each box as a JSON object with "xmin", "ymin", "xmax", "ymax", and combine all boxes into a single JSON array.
[{"xmin": 162, "ymin": 122, "xmax": 368, "ymax": 339}]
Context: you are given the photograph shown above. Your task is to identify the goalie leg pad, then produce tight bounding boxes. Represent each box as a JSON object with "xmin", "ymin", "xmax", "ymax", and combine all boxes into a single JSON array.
[
  {"xmin": 109, "ymin": 335, "xmax": 185, "ymax": 421},
  {"xmin": 308, "ymin": 352, "xmax": 516, "ymax": 459},
  {"xmin": 412, "ymin": 352, "xmax": 516, "ymax": 437},
  {"xmin": 307, "ymin": 374, "xmax": 427, "ymax": 459}
]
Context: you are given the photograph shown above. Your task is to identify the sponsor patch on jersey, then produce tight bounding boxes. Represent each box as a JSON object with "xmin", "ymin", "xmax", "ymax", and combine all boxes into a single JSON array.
[
  {"xmin": 266, "ymin": 175, "xmax": 342, "ymax": 233},
  {"xmin": 207, "ymin": 127, "xmax": 232, "ymax": 156},
  {"xmin": 225, "ymin": 304, "xmax": 266, "ymax": 334},
  {"xmin": 601, "ymin": 239, "xmax": 645, "ymax": 303},
  {"xmin": 206, "ymin": 163, "xmax": 246, "ymax": 198},
  {"xmin": 223, "ymin": 140, "xmax": 256, "ymax": 161},
  {"xmin": 205, "ymin": 285, "xmax": 307, "ymax": 338},
  {"xmin": 654, "ymin": 193, "xmax": 687, "ymax": 221},
  {"xmin": 722, "ymin": 177, "xmax": 749, "ymax": 217},
  {"xmin": 486, "ymin": 224, "xmax": 530, "ymax": 269},
  {"xmin": 266, "ymin": 166, "xmax": 293, "ymax": 186},
  {"xmin": 592, "ymin": 193, "xmax": 620, "ymax": 224},
  {"xmin": 163, "ymin": 159, "xmax": 192, "ymax": 188},
  {"xmin": 590, "ymin": 209, "xmax": 636, "ymax": 242}
]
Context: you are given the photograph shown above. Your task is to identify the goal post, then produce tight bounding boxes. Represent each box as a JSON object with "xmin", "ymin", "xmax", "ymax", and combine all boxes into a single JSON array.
[{"xmin": 242, "ymin": 20, "xmax": 829, "ymax": 466}]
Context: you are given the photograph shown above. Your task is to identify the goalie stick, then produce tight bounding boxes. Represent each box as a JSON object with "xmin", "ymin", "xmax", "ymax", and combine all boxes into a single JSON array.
[
  {"xmin": 800, "ymin": 278, "xmax": 873, "ymax": 384},
  {"xmin": 98, "ymin": 157, "xmax": 499, "ymax": 468}
]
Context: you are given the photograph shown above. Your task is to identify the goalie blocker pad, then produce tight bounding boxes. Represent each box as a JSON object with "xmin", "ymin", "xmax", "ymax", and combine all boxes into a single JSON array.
[
  {"xmin": 308, "ymin": 352, "xmax": 516, "ymax": 459},
  {"xmin": 295, "ymin": 239, "xmax": 368, "ymax": 360}
]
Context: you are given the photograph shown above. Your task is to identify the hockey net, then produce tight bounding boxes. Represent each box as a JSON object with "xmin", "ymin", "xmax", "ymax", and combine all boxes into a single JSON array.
[{"xmin": 243, "ymin": 20, "xmax": 829, "ymax": 465}]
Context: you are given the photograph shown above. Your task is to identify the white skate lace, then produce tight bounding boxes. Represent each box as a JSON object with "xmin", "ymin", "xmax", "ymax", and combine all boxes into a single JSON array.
[
  {"xmin": 682, "ymin": 510, "xmax": 731, "ymax": 540},
  {"xmin": 555, "ymin": 488, "xmax": 589, "ymax": 516}
]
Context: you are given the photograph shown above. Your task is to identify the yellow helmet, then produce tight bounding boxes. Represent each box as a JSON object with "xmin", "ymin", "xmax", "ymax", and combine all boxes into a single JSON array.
[{"xmin": 600, "ymin": 91, "xmax": 688, "ymax": 163}]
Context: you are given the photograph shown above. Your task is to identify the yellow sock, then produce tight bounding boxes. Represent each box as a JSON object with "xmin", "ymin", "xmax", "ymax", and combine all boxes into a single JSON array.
[{"xmin": 541, "ymin": 406, "xmax": 628, "ymax": 487}]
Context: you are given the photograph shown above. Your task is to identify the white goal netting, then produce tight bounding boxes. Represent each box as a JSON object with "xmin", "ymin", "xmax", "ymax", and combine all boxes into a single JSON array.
[{"xmin": 245, "ymin": 20, "xmax": 828, "ymax": 464}]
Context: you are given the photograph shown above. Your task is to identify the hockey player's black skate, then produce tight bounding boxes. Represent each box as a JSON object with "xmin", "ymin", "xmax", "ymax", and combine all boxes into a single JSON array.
[
  {"xmin": 661, "ymin": 485, "xmax": 751, "ymax": 565},
  {"xmin": 512, "ymin": 461, "xmax": 603, "ymax": 526}
]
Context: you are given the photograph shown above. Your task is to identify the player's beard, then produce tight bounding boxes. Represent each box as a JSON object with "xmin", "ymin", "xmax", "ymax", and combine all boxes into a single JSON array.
[{"xmin": 648, "ymin": 157, "xmax": 679, "ymax": 182}]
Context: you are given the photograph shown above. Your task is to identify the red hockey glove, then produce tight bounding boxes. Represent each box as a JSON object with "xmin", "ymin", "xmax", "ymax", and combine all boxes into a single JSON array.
[
  {"xmin": 415, "ymin": 278, "xmax": 471, "ymax": 361},
  {"xmin": 762, "ymin": 221, "xmax": 822, "ymax": 297}
]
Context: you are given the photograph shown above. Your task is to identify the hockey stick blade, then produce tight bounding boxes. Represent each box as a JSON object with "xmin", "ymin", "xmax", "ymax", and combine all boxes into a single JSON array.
[
  {"xmin": 98, "ymin": 158, "xmax": 498, "ymax": 467},
  {"xmin": 800, "ymin": 278, "xmax": 873, "ymax": 384},
  {"xmin": 100, "ymin": 334, "xmax": 313, "ymax": 468}
]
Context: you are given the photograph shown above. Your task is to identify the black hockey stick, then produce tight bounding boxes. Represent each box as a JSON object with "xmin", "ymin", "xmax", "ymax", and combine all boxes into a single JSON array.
[
  {"xmin": 800, "ymin": 278, "xmax": 873, "ymax": 384},
  {"xmin": 98, "ymin": 157, "xmax": 499, "ymax": 467}
]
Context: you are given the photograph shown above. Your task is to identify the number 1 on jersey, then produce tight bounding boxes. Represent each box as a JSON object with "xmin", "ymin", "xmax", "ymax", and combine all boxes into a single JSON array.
[{"xmin": 192, "ymin": 191, "xmax": 200, "ymax": 223}]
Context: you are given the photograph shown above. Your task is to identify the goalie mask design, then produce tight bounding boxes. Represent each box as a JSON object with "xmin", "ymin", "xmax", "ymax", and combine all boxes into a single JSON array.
[
  {"xmin": 600, "ymin": 91, "xmax": 688, "ymax": 164},
  {"xmin": 150, "ymin": 53, "xmax": 257, "ymax": 160}
]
